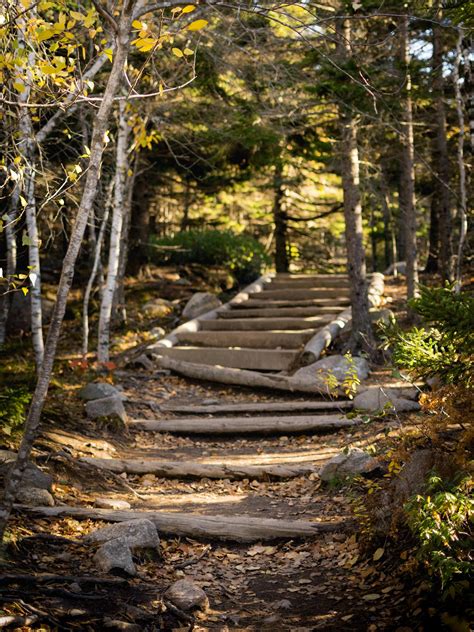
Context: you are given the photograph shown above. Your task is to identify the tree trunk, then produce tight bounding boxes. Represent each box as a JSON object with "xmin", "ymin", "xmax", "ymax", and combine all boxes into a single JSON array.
[
  {"xmin": 98, "ymin": 100, "xmax": 131, "ymax": 363},
  {"xmin": 461, "ymin": 33, "xmax": 474, "ymax": 152},
  {"xmin": 454, "ymin": 29, "xmax": 468, "ymax": 292},
  {"xmin": 379, "ymin": 170, "xmax": 397, "ymax": 272},
  {"xmin": 337, "ymin": 19, "xmax": 372, "ymax": 352},
  {"xmin": 273, "ymin": 163, "xmax": 289, "ymax": 273},
  {"xmin": 180, "ymin": 178, "xmax": 191, "ymax": 230},
  {"xmin": 0, "ymin": 188, "xmax": 19, "ymax": 346},
  {"xmin": 16, "ymin": 10, "xmax": 44, "ymax": 368},
  {"xmin": 432, "ymin": 16, "xmax": 453, "ymax": 281},
  {"xmin": 0, "ymin": 2, "xmax": 139, "ymax": 540},
  {"xmin": 127, "ymin": 180, "xmax": 149, "ymax": 275},
  {"xmin": 399, "ymin": 13, "xmax": 418, "ymax": 302}
]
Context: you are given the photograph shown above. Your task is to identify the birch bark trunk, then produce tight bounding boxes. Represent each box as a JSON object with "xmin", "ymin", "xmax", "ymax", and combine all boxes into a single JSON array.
[
  {"xmin": 399, "ymin": 13, "xmax": 418, "ymax": 302},
  {"xmin": 0, "ymin": 188, "xmax": 20, "ymax": 346},
  {"xmin": 0, "ymin": 1, "xmax": 139, "ymax": 540},
  {"xmin": 97, "ymin": 99, "xmax": 131, "ymax": 363},
  {"xmin": 273, "ymin": 163, "xmax": 289, "ymax": 273}
]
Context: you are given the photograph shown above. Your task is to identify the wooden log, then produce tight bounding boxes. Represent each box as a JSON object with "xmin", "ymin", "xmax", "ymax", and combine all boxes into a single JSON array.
[
  {"xmin": 255, "ymin": 288, "xmax": 351, "ymax": 300},
  {"xmin": 176, "ymin": 330, "xmax": 315, "ymax": 349},
  {"xmin": 81, "ymin": 457, "xmax": 318, "ymax": 480},
  {"xmin": 220, "ymin": 307, "xmax": 339, "ymax": 319},
  {"xmin": 129, "ymin": 413, "xmax": 358, "ymax": 434},
  {"xmin": 149, "ymin": 274, "xmax": 273, "ymax": 350},
  {"xmin": 153, "ymin": 355, "xmax": 340, "ymax": 395},
  {"xmin": 200, "ymin": 316, "xmax": 334, "ymax": 331},
  {"xmin": 233, "ymin": 298, "xmax": 350, "ymax": 308},
  {"xmin": 19, "ymin": 506, "xmax": 348, "ymax": 541},
  {"xmin": 152, "ymin": 346, "xmax": 297, "ymax": 371},
  {"xmin": 269, "ymin": 278, "xmax": 351, "ymax": 289},
  {"xmin": 161, "ymin": 400, "xmax": 353, "ymax": 414}
]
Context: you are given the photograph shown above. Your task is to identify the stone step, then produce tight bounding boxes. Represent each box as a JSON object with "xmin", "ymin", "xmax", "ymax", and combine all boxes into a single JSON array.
[
  {"xmin": 176, "ymin": 330, "xmax": 314, "ymax": 349},
  {"xmin": 255, "ymin": 288, "xmax": 351, "ymax": 300},
  {"xmin": 152, "ymin": 346, "xmax": 297, "ymax": 371},
  {"xmin": 233, "ymin": 298, "xmax": 350, "ymax": 309},
  {"xmin": 129, "ymin": 414, "xmax": 359, "ymax": 434},
  {"xmin": 161, "ymin": 400, "xmax": 353, "ymax": 414},
  {"xmin": 200, "ymin": 316, "xmax": 334, "ymax": 331},
  {"xmin": 220, "ymin": 306, "xmax": 342, "ymax": 319}
]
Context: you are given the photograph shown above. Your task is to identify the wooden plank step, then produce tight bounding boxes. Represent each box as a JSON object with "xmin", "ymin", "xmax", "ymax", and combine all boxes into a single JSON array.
[
  {"xmin": 269, "ymin": 278, "xmax": 351, "ymax": 289},
  {"xmin": 161, "ymin": 400, "xmax": 353, "ymax": 414},
  {"xmin": 81, "ymin": 457, "xmax": 318, "ymax": 480},
  {"xmin": 220, "ymin": 306, "xmax": 343, "ymax": 319},
  {"xmin": 152, "ymin": 347, "xmax": 297, "ymax": 371},
  {"xmin": 129, "ymin": 414, "xmax": 359, "ymax": 434},
  {"xmin": 176, "ymin": 330, "xmax": 314, "ymax": 349},
  {"xmin": 233, "ymin": 298, "xmax": 350, "ymax": 308},
  {"xmin": 200, "ymin": 316, "xmax": 335, "ymax": 331},
  {"xmin": 255, "ymin": 288, "xmax": 351, "ymax": 300},
  {"xmin": 22, "ymin": 506, "xmax": 346, "ymax": 541},
  {"xmin": 276, "ymin": 273, "xmax": 349, "ymax": 279}
]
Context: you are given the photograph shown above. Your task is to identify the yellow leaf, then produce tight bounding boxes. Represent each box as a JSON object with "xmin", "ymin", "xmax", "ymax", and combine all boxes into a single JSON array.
[
  {"xmin": 171, "ymin": 47, "xmax": 183, "ymax": 57},
  {"xmin": 132, "ymin": 20, "xmax": 142, "ymax": 29},
  {"xmin": 70, "ymin": 10, "xmax": 85, "ymax": 21},
  {"xmin": 14, "ymin": 156, "xmax": 22, "ymax": 164},
  {"xmin": 21, "ymin": 287, "xmax": 28, "ymax": 296},
  {"xmin": 37, "ymin": 28, "xmax": 55, "ymax": 42},
  {"xmin": 103, "ymin": 48, "xmax": 113, "ymax": 62},
  {"xmin": 186, "ymin": 19, "xmax": 208, "ymax": 31},
  {"xmin": 19, "ymin": 196, "xmax": 27, "ymax": 208},
  {"xmin": 182, "ymin": 5, "xmax": 196, "ymax": 13},
  {"xmin": 373, "ymin": 548, "xmax": 384, "ymax": 561},
  {"xmin": 183, "ymin": 47, "xmax": 193, "ymax": 55},
  {"xmin": 13, "ymin": 81, "xmax": 25, "ymax": 93}
]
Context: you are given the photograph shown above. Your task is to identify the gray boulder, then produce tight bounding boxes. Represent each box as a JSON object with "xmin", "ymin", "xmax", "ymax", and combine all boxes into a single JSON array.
[
  {"xmin": 1, "ymin": 459, "xmax": 53, "ymax": 492},
  {"xmin": 353, "ymin": 386, "xmax": 420, "ymax": 413},
  {"xmin": 94, "ymin": 538, "xmax": 136, "ymax": 576},
  {"xmin": 384, "ymin": 261, "xmax": 406, "ymax": 276},
  {"xmin": 294, "ymin": 354, "xmax": 370, "ymax": 385},
  {"xmin": 164, "ymin": 579, "xmax": 209, "ymax": 612},
  {"xmin": 182, "ymin": 292, "xmax": 222, "ymax": 320},
  {"xmin": 79, "ymin": 383, "xmax": 121, "ymax": 401},
  {"xmin": 85, "ymin": 395, "xmax": 128, "ymax": 425},
  {"xmin": 16, "ymin": 487, "xmax": 55, "ymax": 507},
  {"xmin": 84, "ymin": 519, "xmax": 159, "ymax": 551},
  {"xmin": 319, "ymin": 448, "xmax": 379, "ymax": 482}
]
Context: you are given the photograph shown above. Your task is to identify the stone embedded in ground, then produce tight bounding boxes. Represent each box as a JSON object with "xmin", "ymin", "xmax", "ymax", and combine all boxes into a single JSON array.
[
  {"xmin": 84, "ymin": 519, "xmax": 160, "ymax": 551},
  {"xmin": 142, "ymin": 298, "xmax": 174, "ymax": 319},
  {"xmin": 79, "ymin": 382, "xmax": 121, "ymax": 401},
  {"xmin": 164, "ymin": 579, "xmax": 209, "ymax": 612},
  {"xmin": 1, "ymin": 458, "xmax": 53, "ymax": 492},
  {"xmin": 16, "ymin": 487, "xmax": 55, "ymax": 507},
  {"xmin": 85, "ymin": 395, "xmax": 128, "ymax": 425},
  {"xmin": 353, "ymin": 386, "xmax": 420, "ymax": 413},
  {"xmin": 94, "ymin": 498, "xmax": 132, "ymax": 511},
  {"xmin": 150, "ymin": 326, "xmax": 166, "ymax": 339},
  {"xmin": 93, "ymin": 538, "xmax": 136, "ymax": 576},
  {"xmin": 294, "ymin": 354, "xmax": 369, "ymax": 385},
  {"xmin": 319, "ymin": 448, "xmax": 379, "ymax": 482},
  {"xmin": 182, "ymin": 292, "xmax": 222, "ymax": 320}
]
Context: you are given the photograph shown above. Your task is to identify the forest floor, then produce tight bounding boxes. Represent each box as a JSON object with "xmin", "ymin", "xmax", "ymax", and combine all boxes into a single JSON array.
[{"xmin": 0, "ymin": 271, "xmax": 439, "ymax": 631}]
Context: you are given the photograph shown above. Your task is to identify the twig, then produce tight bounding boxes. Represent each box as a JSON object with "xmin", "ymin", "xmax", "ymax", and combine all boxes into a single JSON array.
[
  {"xmin": 0, "ymin": 615, "xmax": 38, "ymax": 628},
  {"xmin": 163, "ymin": 599, "xmax": 195, "ymax": 628},
  {"xmin": 175, "ymin": 545, "xmax": 211, "ymax": 570}
]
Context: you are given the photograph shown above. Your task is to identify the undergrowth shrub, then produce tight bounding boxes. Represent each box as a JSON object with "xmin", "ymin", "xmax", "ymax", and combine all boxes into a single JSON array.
[
  {"xmin": 149, "ymin": 229, "xmax": 270, "ymax": 284},
  {"xmin": 0, "ymin": 386, "xmax": 31, "ymax": 439}
]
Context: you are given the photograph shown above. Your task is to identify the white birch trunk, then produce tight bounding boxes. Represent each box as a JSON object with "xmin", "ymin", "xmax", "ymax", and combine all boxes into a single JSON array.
[
  {"xmin": 0, "ymin": 1, "xmax": 141, "ymax": 540},
  {"xmin": 0, "ymin": 188, "xmax": 20, "ymax": 346},
  {"xmin": 97, "ymin": 100, "xmax": 131, "ymax": 363}
]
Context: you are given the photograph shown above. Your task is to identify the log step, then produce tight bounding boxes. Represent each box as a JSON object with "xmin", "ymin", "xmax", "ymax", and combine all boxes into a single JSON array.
[
  {"xmin": 81, "ymin": 457, "xmax": 318, "ymax": 480},
  {"xmin": 161, "ymin": 400, "xmax": 353, "ymax": 414},
  {"xmin": 233, "ymin": 298, "xmax": 350, "ymax": 309},
  {"xmin": 254, "ymin": 288, "xmax": 351, "ymax": 300},
  {"xmin": 176, "ymin": 330, "xmax": 315, "ymax": 349},
  {"xmin": 21, "ymin": 506, "xmax": 346, "ymax": 541},
  {"xmin": 152, "ymin": 346, "xmax": 297, "ymax": 371},
  {"xmin": 269, "ymin": 279, "xmax": 351, "ymax": 289},
  {"xmin": 221, "ymin": 306, "xmax": 343, "ymax": 319},
  {"xmin": 129, "ymin": 414, "xmax": 359, "ymax": 434},
  {"xmin": 200, "ymin": 316, "xmax": 336, "ymax": 331}
]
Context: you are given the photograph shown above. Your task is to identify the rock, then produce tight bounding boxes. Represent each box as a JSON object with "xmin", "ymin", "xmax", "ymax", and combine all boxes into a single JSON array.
[
  {"xmin": 94, "ymin": 498, "xmax": 132, "ymax": 511},
  {"xmin": 164, "ymin": 579, "xmax": 209, "ymax": 612},
  {"xmin": 85, "ymin": 395, "xmax": 128, "ymax": 425},
  {"xmin": 0, "ymin": 450, "xmax": 17, "ymax": 463},
  {"xmin": 384, "ymin": 261, "xmax": 406, "ymax": 276},
  {"xmin": 150, "ymin": 326, "xmax": 166, "ymax": 339},
  {"xmin": 142, "ymin": 299, "xmax": 173, "ymax": 319},
  {"xmin": 16, "ymin": 487, "xmax": 55, "ymax": 507},
  {"xmin": 182, "ymin": 292, "xmax": 222, "ymax": 320},
  {"xmin": 392, "ymin": 449, "xmax": 435, "ymax": 503},
  {"xmin": 353, "ymin": 386, "xmax": 420, "ymax": 413},
  {"xmin": 294, "ymin": 354, "xmax": 370, "ymax": 385},
  {"xmin": 103, "ymin": 620, "xmax": 141, "ymax": 632},
  {"xmin": 84, "ymin": 519, "xmax": 159, "ymax": 551},
  {"xmin": 93, "ymin": 538, "xmax": 136, "ymax": 576},
  {"xmin": 126, "ymin": 354, "xmax": 153, "ymax": 370},
  {"xmin": 319, "ymin": 448, "xmax": 379, "ymax": 482},
  {"xmin": 79, "ymin": 382, "xmax": 121, "ymax": 401},
  {"xmin": 1, "ymin": 459, "xmax": 53, "ymax": 491}
]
